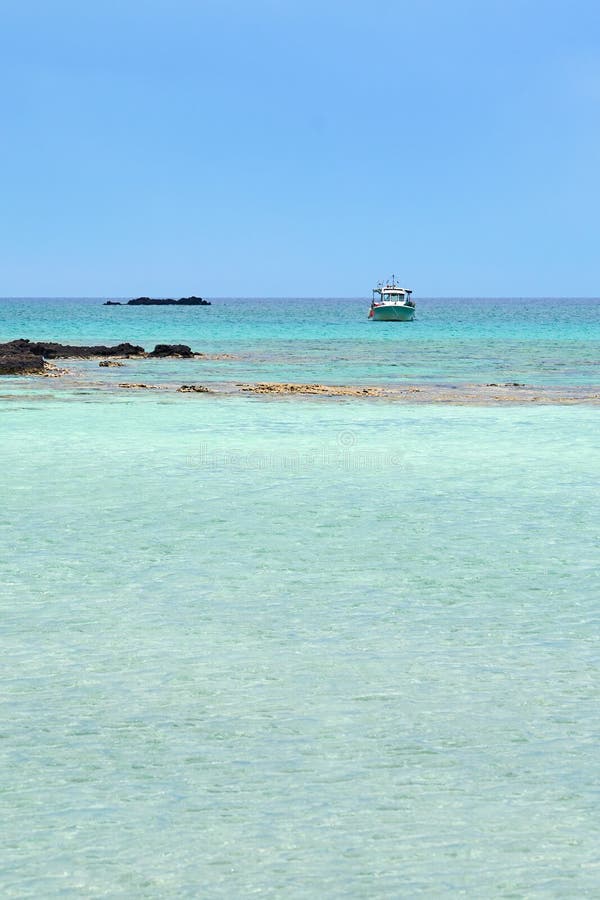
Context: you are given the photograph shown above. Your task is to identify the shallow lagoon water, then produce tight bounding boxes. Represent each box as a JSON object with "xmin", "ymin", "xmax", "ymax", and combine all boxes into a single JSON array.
[{"xmin": 1, "ymin": 392, "xmax": 599, "ymax": 897}]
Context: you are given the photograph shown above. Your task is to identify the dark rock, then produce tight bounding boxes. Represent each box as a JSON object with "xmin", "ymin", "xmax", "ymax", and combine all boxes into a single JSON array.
[
  {"xmin": 0, "ymin": 339, "xmax": 146, "ymax": 360},
  {"xmin": 99, "ymin": 360, "xmax": 125, "ymax": 367},
  {"xmin": 0, "ymin": 338, "xmax": 200, "ymax": 375},
  {"xmin": 0, "ymin": 345, "xmax": 46, "ymax": 375},
  {"xmin": 148, "ymin": 344, "xmax": 194, "ymax": 358},
  {"xmin": 177, "ymin": 384, "xmax": 211, "ymax": 393},
  {"xmin": 103, "ymin": 301, "xmax": 122, "ymax": 305},
  {"xmin": 127, "ymin": 296, "xmax": 211, "ymax": 306}
]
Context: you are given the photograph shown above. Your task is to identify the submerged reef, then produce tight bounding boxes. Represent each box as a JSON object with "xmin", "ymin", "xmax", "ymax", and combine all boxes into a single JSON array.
[{"xmin": 238, "ymin": 382, "xmax": 384, "ymax": 396}]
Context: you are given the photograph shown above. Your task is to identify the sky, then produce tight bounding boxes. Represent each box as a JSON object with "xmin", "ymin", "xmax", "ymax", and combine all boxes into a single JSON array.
[{"xmin": 1, "ymin": 0, "xmax": 599, "ymax": 296}]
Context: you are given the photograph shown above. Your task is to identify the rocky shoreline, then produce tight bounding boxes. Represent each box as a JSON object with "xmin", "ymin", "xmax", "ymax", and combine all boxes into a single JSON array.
[{"xmin": 0, "ymin": 339, "xmax": 198, "ymax": 375}]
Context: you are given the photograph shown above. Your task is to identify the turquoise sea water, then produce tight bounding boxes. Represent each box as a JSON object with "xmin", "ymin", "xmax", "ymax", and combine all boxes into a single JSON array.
[
  {"xmin": 1, "ymin": 296, "xmax": 600, "ymax": 386},
  {"xmin": 1, "ymin": 299, "xmax": 600, "ymax": 897}
]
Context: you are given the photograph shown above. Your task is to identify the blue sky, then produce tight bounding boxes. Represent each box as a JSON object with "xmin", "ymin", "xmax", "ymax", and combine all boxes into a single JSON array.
[{"xmin": 1, "ymin": 0, "xmax": 599, "ymax": 296}]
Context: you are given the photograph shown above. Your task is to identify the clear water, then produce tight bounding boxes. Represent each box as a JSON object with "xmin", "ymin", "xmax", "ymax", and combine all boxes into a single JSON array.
[
  {"xmin": 1, "ymin": 300, "xmax": 600, "ymax": 897},
  {"xmin": 1, "ymin": 296, "xmax": 600, "ymax": 386}
]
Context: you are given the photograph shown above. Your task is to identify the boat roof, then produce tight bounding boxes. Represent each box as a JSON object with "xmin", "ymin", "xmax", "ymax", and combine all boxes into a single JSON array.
[{"xmin": 375, "ymin": 285, "xmax": 412, "ymax": 293}]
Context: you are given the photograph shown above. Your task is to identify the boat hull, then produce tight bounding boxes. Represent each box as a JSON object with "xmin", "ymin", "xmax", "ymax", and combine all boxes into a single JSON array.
[{"xmin": 370, "ymin": 304, "xmax": 415, "ymax": 322}]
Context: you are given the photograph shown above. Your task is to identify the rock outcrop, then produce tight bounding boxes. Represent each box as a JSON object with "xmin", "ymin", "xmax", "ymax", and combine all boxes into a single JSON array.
[
  {"xmin": 126, "ymin": 296, "xmax": 211, "ymax": 306},
  {"xmin": 0, "ymin": 343, "xmax": 46, "ymax": 375},
  {"xmin": 148, "ymin": 344, "xmax": 194, "ymax": 358},
  {"xmin": 0, "ymin": 339, "xmax": 146, "ymax": 360},
  {"xmin": 0, "ymin": 339, "xmax": 199, "ymax": 375}
]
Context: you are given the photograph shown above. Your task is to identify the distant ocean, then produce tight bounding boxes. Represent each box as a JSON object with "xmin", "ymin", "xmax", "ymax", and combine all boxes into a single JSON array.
[
  {"xmin": 1, "ymin": 297, "xmax": 599, "ymax": 897},
  {"xmin": 1, "ymin": 295, "xmax": 600, "ymax": 385}
]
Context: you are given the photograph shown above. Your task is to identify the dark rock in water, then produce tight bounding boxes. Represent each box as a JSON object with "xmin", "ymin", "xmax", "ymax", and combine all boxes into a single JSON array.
[
  {"xmin": 103, "ymin": 301, "xmax": 122, "ymax": 305},
  {"xmin": 127, "ymin": 296, "xmax": 211, "ymax": 306},
  {"xmin": 177, "ymin": 384, "xmax": 212, "ymax": 393},
  {"xmin": 0, "ymin": 344, "xmax": 46, "ymax": 375},
  {"xmin": 0, "ymin": 338, "xmax": 201, "ymax": 375},
  {"xmin": 99, "ymin": 360, "xmax": 125, "ymax": 367},
  {"xmin": 0, "ymin": 339, "xmax": 145, "ymax": 371},
  {"xmin": 148, "ymin": 344, "xmax": 194, "ymax": 358},
  {"xmin": 2, "ymin": 339, "xmax": 146, "ymax": 359}
]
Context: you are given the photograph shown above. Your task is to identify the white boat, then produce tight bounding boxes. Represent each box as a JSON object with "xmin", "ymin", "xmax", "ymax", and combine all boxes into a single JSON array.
[{"xmin": 368, "ymin": 277, "xmax": 415, "ymax": 321}]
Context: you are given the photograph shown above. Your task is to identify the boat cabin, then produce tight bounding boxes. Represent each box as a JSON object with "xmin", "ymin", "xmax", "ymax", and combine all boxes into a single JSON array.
[{"xmin": 372, "ymin": 277, "xmax": 414, "ymax": 307}]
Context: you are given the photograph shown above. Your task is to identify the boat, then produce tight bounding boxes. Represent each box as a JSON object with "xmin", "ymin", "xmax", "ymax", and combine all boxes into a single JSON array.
[{"xmin": 368, "ymin": 277, "xmax": 415, "ymax": 321}]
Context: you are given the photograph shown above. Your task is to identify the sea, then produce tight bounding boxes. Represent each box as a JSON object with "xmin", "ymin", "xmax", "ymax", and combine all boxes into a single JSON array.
[{"xmin": 1, "ymin": 297, "xmax": 599, "ymax": 897}]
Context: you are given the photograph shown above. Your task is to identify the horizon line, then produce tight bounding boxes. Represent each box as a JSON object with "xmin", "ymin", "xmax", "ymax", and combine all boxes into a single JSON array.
[{"xmin": 2, "ymin": 295, "xmax": 600, "ymax": 301}]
